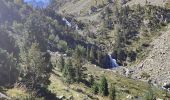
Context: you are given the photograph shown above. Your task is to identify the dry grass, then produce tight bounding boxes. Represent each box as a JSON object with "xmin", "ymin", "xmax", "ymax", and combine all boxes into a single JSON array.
[{"xmin": 6, "ymin": 88, "xmax": 29, "ymax": 98}]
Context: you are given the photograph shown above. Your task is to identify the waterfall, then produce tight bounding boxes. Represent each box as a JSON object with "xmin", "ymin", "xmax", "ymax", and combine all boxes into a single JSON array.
[
  {"xmin": 62, "ymin": 17, "xmax": 72, "ymax": 27},
  {"xmin": 108, "ymin": 54, "xmax": 119, "ymax": 68}
]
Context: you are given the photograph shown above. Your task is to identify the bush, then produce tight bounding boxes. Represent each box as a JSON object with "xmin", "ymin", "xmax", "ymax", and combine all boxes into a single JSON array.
[
  {"xmin": 57, "ymin": 40, "xmax": 68, "ymax": 52},
  {"xmin": 141, "ymin": 72, "xmax": 150, "ymax": 79},
  {"xmin": 144, "ymin": 86, "xmax": 155, "ymax": 100}
]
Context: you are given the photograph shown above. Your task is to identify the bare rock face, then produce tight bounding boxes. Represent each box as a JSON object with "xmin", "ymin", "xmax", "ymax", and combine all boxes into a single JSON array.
[
  {"xmin": 127, "ymin": 0, "xmax": 168, "ymax": 7},
  {"xmin": 0, "ymin": 92, "xmax": 11, "ymax": 100},
  {"xmin": 131, "ymin": 26, "xmax": 170, "ymax": 85}
]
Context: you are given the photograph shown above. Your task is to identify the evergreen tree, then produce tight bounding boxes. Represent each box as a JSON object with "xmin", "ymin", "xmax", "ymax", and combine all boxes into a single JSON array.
[
  {"xmin": 0, "ymin": 49, "xmax": 18, "ymax": 86},
  {"xmin": 74, "ymin": 46, "xmax": 83, "ymax": 83},
  {"xmin": 92, "ymin": 82, "xmax": 99, "ymax": 94},
  {"xmin": 63, "ymin": 59, "xmax": 75, "ymax": 84},
  {"xmin": 99, "ymin": 76, "xmax": 109, "ymax": 96},
  {"xmin": 89, "ymin": 75, "xmax": 95, "ymax": 87},
  {"xmin": 58, "ymin": 55, "xmax": 65, "ymax": 72},
  {"xmin": 97, "ymin": 50, "xmax": 102, "ymax": 66},
  {"xmin": 20, "ymin": 43, "xmax": 51, "ymax": 89},
  {"xmin": 90, "ymin": 46, "xmax": 95, "ymax": 63},
  {"xmin": 86, "ymin": 46, "xmax": 90, "ymax": 61},
  {"xmin": 109, "ymin": 83, "xmax": 116, "ymax": 100}
]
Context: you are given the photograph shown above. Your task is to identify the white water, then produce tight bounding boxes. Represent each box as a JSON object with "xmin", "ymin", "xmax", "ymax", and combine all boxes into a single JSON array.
[
  {"xmin": 108, "ymin": 54, "xmax": 119, "ymax": 68},
  {"xmin": 62, "ymin": 17, "xmax": 72, "ymax": 27}
]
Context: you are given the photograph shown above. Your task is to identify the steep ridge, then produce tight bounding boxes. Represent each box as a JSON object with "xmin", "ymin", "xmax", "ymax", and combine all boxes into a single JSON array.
[
  {"xmin": 127, "ymin": 0, "xmax": 168, "ymax": 6},
  {"xmin": 131, "ymin": 25, "xmax": 170, "ymax": 85},
  {"xmin": 58, "ymin": 0, "xmax": 108, "ymax": 15}
]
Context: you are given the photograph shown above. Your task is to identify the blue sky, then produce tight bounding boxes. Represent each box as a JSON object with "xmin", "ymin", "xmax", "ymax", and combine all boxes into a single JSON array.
[{"xmin": 24, "ymin": 0, "xmax": 51, "ymax": 8}]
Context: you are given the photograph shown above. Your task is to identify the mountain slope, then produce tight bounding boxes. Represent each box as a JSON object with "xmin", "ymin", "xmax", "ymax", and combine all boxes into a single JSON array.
[
  {"xmin": 127, "ymin": 0, "xmax": 168, "ymax": 6},
  {"xmin": 131, "ymin": 25, "xmax": 170, "ymax": 85}
]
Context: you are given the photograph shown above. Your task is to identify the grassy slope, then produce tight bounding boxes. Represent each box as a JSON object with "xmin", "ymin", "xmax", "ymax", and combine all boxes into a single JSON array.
[
  {"xmin": 48, "ymin": 55, "xmax": 170, "ymax": 100},
  {"xmin": 59, "ymin": 0, "xmax": 108, "ymax": 15},
  {"xmin": 48, "ymin": 65, "xmax": 169, "ymax": 100},
  {"xmin": 85, "ymin": 64, "xmax": 169, "ymax": 99}
]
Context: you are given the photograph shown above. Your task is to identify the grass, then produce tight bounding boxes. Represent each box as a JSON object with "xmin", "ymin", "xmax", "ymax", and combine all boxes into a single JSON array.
[
  {"xmin": 4, "ymin": 53, "xmax": 169, "ymax": 100},
  {"xmin": 48, "ymin": 70, "xmax": 98, "ymax": 100},
  {"xmin": 6, "ymin": 88, "xmax": 30, "ymax": 99},
  {"xmin": 165, "ymin": 0, "xmax": 170, "ymax": 9},
  {"xmin": 85, "ymin": 64, "xmax": 170, "ymax": 99},
  {"xmin": 59, "ymin": 0, "xmax": 108, "ymax": 16},
  {"xmin": 48, "ymin": 59, "xmax": 170, "ymax": 100}
]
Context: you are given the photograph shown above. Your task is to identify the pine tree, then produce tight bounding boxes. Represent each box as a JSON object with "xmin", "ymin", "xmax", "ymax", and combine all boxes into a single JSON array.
[
  {"xmin": 89, "ymin": 75, "xmax": 95, "ymax": 87},
  {"xmin": 109, "ymin": 83, "xmax": 116, "ymax": 100},
  {"xmin": 92, "ymin": 82, "xmax": 99, "ymax": 94},
  {"xmin": 58, "ymin": 55, "xmax": 65, "ymax": 72},
  {"xmin": 20, "ymin": 43, "xmax": 51, "ymax": 89},
  {"xmin": 74, "ymin": 46, "xmax": 83, "ymax": 83},
  {"xmin": 99, "ymin": 76, "xmax": 109, "ymax": 96},
  {"xmin": 86, "ymin": 46, "xmax": 90, "ymax": 61},
  {"xmin": 0, "ymin": 49, "xmax": 18, "ymax": 86},
  {"xmin": 97, "ymin": 50, "xmax": 102, "ymax": 66},
  {"xmin": 90, "ymin": 46, "xmax": 95, "ymax": 63},
  {"xmin": 63, "ymin": 59, "xmax": 75, "ymax": 84}
]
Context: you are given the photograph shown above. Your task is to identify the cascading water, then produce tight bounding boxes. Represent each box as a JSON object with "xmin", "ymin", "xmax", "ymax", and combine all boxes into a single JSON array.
[
  {"xmin": 62, "ymin": 17, "xmax": 72, "ymax": 27},
  {"xmin": 108, "ymin": 54, "xmax": 119, "ymax": 68}
]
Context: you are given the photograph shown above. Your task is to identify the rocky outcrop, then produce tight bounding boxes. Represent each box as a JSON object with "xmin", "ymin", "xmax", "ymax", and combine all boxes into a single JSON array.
[
  {"xmin": 0, "ymin": 92, "xmax": 11, "ymax": 100},
  {"xmin": 131, "ymin": 26, "xmax": 170, "ymax": 85},
  {"xmin": 127, "ymin": 0, "xmax": 168, "ymax": 7}
]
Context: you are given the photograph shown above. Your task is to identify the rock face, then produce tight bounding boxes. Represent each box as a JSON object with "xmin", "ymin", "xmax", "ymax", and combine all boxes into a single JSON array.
[
  {"xmin": 132, "ymin": 26, "xmax": 170, "ymax": 85},
  {"xmin": 127, "ymin": 0, "xmax": 168, "ymax": 7},
  {"xmin": 0, "ymin": 92, "xmax": 11, "ymax": 99}
]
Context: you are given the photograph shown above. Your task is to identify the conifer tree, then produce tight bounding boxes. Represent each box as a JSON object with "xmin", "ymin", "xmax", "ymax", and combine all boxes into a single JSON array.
[
  {"xmin": 99, "ymin": 76, "xmax": 109, "ymax": 96},
  {"xmin": 58, "ymin": 55, "xmax": 65, "ymax": 72},
  {"xmin": 109, "ymin": 83, "xmax": 116, "ymax": 100},
  {"xmin": 86, "ymin": 46, "xmax": 90, "ymax": 61},
  {"xmin": 90, "ymin": 46, "xmax": 95, "ymax": 63},
  {"xmin": 89, "ymin": 75, "xmax": 95, "ymax": 87},
  {"xmin": 92, "ymin": 82, "xmax": 99, "ymax": 94},
  {"xmin": 97, "ymin": 50, "xmax": 102, "ymax": 66},
  {"xmin": 20, "ymin": 43, "xmax": 51, "ymax": 89},
  {"xmin": 74, "ymin": 46, "xmax": 83, "ymax": 83},
  {"xmin": 63, "ymin": 59, "xmax": 75, "ymax": 84}
]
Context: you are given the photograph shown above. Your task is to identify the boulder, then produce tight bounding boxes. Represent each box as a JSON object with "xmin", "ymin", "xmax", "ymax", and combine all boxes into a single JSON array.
[
  {"xmin": 0, "ymin": 92, "xmax": 11, "ymax": 100},
  {"xmin": 126, "ymin": 94, "xmax": 133, "ymax": 99}
]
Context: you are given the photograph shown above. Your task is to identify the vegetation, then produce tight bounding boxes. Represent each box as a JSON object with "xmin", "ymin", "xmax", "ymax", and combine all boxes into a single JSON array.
[
  {"xmin": 20, "ymin": 43, "xmax": 52, "ymax": 89},
  {"xmin": 0, "ymin": 49, "xmax": 18, "ymax": 86},
  {"xmin": 109, "ymin": 83, "xmax": 116, "ymax": 100},
  {"xmin": 63, "ymin": 59, "xmax": 75, "ymax": 84},
  {"xmin": 145, "ymin": 85, "xmax": 155, "ymax": 100},
  {"xmin": 99, "ymin": 76, "xmax": 109, "ymax": 96},
  {"xmin": 91, "ymin": 82, "xmax": 99, "ymax": 94},
  {"xmin": 1, "ymin": 0, "xmax": 170, "ymax": 99},
  {"xmin": 58, "ymin": 55, "xmax": 65, "ymax": 72}
]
